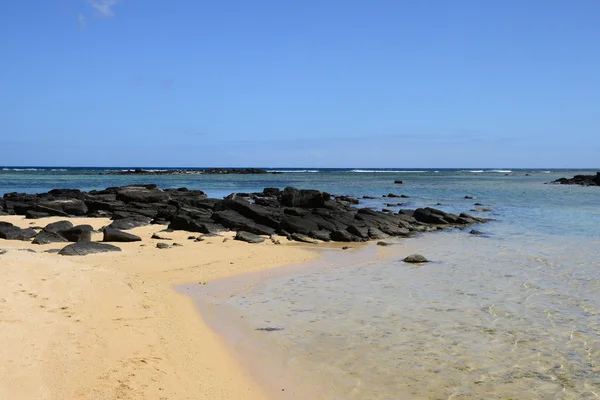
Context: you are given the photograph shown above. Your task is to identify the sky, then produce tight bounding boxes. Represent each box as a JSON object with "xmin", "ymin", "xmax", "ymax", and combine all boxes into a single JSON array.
[{"xmin": 1, "ymin": 0, "xmax": 599, "ymax": 168}]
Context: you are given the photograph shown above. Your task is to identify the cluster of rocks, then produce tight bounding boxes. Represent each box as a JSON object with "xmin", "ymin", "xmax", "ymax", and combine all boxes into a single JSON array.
[
  {"xmin": 107, "ymin": 168, "xmax": 275, "ymax": 175},
  {"xmin": 0, "ymin": 185, "xmax": 490, "ymax": 253},
  {"xmin": 551, "ymin": 172, "xmax": 600, "ymax": 186}
]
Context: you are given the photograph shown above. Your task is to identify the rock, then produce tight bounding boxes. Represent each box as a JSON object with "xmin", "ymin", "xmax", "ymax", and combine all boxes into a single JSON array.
[
  {"xmin": 377, "ymin": 241, "xmax": 393, "ymax": 246},
  {"xmin": 0, "ymin": 223, "xmax": 38, "ymax": 241},
  {"xmin": 413, "ymin": 208, "xmax": 449, "ymax": 224},
  {"xmin": 103, "ymin": 228, "xmax": 142, "ymax": 242},
  {"xmin": 222, "ymin": 198, "xmax": 281, "ymax": 228},
  {"xmin": 263, "ymin": 188, "xmax": 281, "ymax": 196},
  {"xmin": 280, "ymin": 215, "xmax": 319, "ymax": 235},
  {"xmin": 336, "ymin": 195, "xmax": 359, "ymax": 205},
  {"xmin": 474, "ymin": 202, "xmax": 483, "ymax": 206},
  {"xmin": 342, "ymin": 246, "xmax": 351, "ymax": 250},
  {"xmin": 156, "ymin": 243, "xmax": 170, "ymax": 249},
  {"xmin": 234, "ymin": 231, "xmax": 266, "ymax": 244},
  {"xmin": 281, "ymin": 187, "xmax": 330, "ymax": 208},
  {"xmin": 362, "ymin": 196, "xmax": 379, "ymax": 199},
  {"xmin": 36, "ymin": 199, "xmax": 88, "ymax": 216},
  {"xmin": 212, "ymin": 210, "xmax": 274, "ymax": 236},
  {"xmin": 465, "ymin": 196, "xmax": 475, "ymax": 199},
  {"xmin": 0, "ymin": 249, "xmax": 6, "ymax": 255},
  {"xmin": 471, "ymin": 208, "xmax": 492, "ymax": 212},
  {"xmin": 107, "ymin": 215, "xmax": 153, "ymax": 230},
  {"xmin": 400, "ymin": 195, "xmax": 410, "ymax": 198},
  {"xmin": 551, "ymin": 173, "xmax": 600, "ymax": 186},
  {"xmin": 59, "ymin": 242, "xmax": 121, "ymax": 256},
  {"xmin": 172, "ymin": 242, "xmax": 183, "ymax": 247},
  {"xmin": 152, "ymin": 233, "xmax": 173, "ymax": 240},
  {"xmin": 43, "ymin": 220, "xmax": 73, "ymax": 233},
  {"xmin": 403, "ymin": 254, "xmax": 429, "ymax": 263},
  {"xmin": 61, "ymin": 225, "xmax": 93, "ymax": 242},
  {"xmin": 347, "ymin": 225, "xmax": 370, "ymax": 239},
  {"xmin": 25, "ymin": 210, "xmax": 51, "ymax": 219},
  {"xmin": 330, "ymin": 230, "xmax": 361, "ymax": 242},
  {"xmin": 470, "ymin": 229, "xmax": 484, "ymax": 235},
  {"xmin": 290, "ymin": 233, "xmax": 318, "ymax": 244},
  {"xmin": 309, "ymin": 230, "xmax": 332, "ymax": 242},
  {"xmin": 368, "ymin": 227, "xmax": 388, "ymax": 240},
  {"xmin": 386, "ymin": 193, "xmax": 400, "ymax": 198},
  {"xmin": 194, "ymin": 237, "xmax": 204, "ymax": 242},
  {"xmin": 116, "ymin": 186, "xmax": 171, "ymax": 203},
  {"xmin": 32, "ymin": 230, "xmax": 68, "ymax": 245},
  {"xmin": 394, "ymin": 180, "xmax": 403, "ymax": 184}
]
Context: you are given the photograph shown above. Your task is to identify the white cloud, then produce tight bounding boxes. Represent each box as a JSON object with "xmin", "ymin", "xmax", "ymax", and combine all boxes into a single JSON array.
[
  {"xmin": 77, "ymin": 12, "xmax": 86, "ymax": 29},
  {"xmin": 88, "ymin": 0, "xmax": 119, "ymax": 17}
]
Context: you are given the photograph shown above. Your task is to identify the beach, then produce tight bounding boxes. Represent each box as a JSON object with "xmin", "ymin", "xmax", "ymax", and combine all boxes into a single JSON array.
[{"xmin": 0, "ymin": 215, "xmax": 318, "ymax": 400}]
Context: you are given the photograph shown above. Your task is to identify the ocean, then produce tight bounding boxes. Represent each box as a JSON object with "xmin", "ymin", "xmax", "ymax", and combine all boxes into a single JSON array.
[{"xmin": 2, "ymin": 167, "xmax": 599, "ymax": 399}]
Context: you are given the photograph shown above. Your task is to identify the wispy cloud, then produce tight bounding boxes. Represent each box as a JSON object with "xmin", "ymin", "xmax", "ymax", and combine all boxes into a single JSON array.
[
  {"xmin": 77, "ymin": 12, "xmax": 86, "ymax": 29},
  {"xmin": 88, "ymin": 0, "xmax": 119, "ymax": 17}
]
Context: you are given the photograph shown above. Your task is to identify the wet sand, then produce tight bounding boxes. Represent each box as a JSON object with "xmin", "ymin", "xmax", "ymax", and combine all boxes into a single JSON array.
[{"xmin": 0, "ymin": 215, "xmax": 318, "ymax": 400}]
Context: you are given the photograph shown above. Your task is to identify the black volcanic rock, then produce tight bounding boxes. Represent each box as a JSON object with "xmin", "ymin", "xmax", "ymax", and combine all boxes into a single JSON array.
[
  {"xmin": 44, "ymin": 220, "xmax": 73, "ymax": 233},
  {"xmin": 234, "ymin": 231, "xmax": 266, "ymax": 244},
  {"xmin": 2, "ymin": 184, "xmax": 490, "ymax": 244},
  {"xmin": 32, "ymin": 230, "xmax": 68, "ymax": 245},
  {"xmin": 61, "ymin": 225, "xmax": 93, "ymax": 242},
  {"xmin": 552, "ymin": 173, "xmax": 600, "ymax": 186},
  {"xmin": 281, "ymin": 187, "xmax": 330, "ymax": 208},
  {"xmin": 59, "ymin": 241, "xmax": 121, "ymax": 256},
  {"xmin": 103, "ymin": 228, "xmax": 142, "ymax": 242}
]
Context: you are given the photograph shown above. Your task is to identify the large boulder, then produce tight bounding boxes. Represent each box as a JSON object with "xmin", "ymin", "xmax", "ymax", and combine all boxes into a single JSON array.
[
  {"xmin": 107, "ymin": 216, "xmax": 152, "ymax": 230},
  {"xmin": 58, "ymin": 242, "xmax": 121, "ymax": 256},
  {"xmin": 44, "ymin": 220, "xmax": 73, "ymax": 233},
  {"xmin": 103, "ymin": 228, "xmax": 142, "ymax": 242},
  {"xmin": 280, "ymin": 215, "xmax": 319, "ymax": 235},
  {"xmin": 61, "ymin": 225, "xmax": 93, "ymax": 242},
  {"xmin": 413, "ymin": 208, "xmax": 449, "ymax": 224},
  {"xmin": 36, "ymin": 199, "xmax": 88, "ymax": 216},
  {"xmin": 281, "ymin": 187, "xmax": 330, "ymax": 208},
  {"xmin": 212, "ymin": 210, "xmax": 274, "ymax": 236},
  {"xmin": 222, "ymin": 198, "xmax": 282, "ymax": 228},
  {"xmin": 234, "ymin": 231, "xmax": 266, "ymax": 244},
  {"xmin": 32, "ymin": 230, "xmax": 68, "ymax": 245},
  {"xmin": 168, "ymin": 215, "xmax": 224, "ymax": 234},
  {"xmin": 0, "ymin": 222, "xmax": 38, "ymax": 240},
  {"xmin": 290, "ymin": 233, "xmax": 318, "ymax": 244}
]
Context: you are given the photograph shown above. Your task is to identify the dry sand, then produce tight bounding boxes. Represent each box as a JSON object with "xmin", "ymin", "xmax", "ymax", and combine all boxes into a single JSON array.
[{"xmin": 0, "ymin": 216, "xmax": 319, "ymax": 400}]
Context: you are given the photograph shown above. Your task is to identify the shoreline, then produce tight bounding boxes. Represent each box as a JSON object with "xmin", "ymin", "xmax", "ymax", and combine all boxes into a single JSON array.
[
  {"xmin": 0, "ymin": 215, "xmax": 319, "ymax": 400},
  {"xmin": 179, "ymin": 239, "xmax": 413, "ymax": 399}
]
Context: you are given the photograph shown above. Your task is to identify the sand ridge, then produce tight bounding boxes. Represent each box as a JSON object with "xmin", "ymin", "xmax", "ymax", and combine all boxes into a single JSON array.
[{"xmin": 0, "ymin": 216, "xmax": 318, "ymax": 400}]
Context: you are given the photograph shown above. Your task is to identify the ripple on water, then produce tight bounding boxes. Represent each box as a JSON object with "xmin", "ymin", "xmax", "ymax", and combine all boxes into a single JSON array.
[{"xmin": 225, "ymin": 230, "xmax": 600, "ymax": 399}]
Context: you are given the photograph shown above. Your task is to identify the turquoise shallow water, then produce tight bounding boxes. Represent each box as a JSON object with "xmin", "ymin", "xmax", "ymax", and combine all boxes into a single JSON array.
[{"xmin": 2, "ymin": 167, "xmax": 600, "ymax": 399}]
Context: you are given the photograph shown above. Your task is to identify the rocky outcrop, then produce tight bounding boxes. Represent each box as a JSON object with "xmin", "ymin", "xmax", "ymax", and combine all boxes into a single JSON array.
[
  {"xmin": 1, "ymin": 185, "xmax": 490, "ymax": 244},
  {"xmin": 551, "ymin": 173, "xmax": 600, "ymax": 186}
]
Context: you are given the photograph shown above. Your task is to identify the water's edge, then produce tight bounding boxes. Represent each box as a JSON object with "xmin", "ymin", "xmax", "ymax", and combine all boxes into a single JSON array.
[{"xmin": 177, "ymin": 241, "xmax": 401, "ymax": 400}]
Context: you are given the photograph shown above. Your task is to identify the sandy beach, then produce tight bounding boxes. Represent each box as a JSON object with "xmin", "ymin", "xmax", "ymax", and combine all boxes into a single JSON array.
[{"xmin": 0, "ymin": 216, "xmax": 318, "ymax": 400}]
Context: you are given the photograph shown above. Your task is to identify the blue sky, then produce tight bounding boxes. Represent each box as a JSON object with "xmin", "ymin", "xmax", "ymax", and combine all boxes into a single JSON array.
[{"xmin": 1, "ymin": 0, "xmax": 598, "ymax": 168}]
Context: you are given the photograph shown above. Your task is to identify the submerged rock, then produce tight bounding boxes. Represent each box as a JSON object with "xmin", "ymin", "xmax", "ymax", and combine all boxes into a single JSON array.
[{"xmin": 403, "ymin": 254, "xmax": 429, "ymax": 264}]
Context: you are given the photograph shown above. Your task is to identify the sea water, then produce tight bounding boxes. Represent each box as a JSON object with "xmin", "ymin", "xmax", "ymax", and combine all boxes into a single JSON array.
[{"xmin": 2, "ymin": 168, "xmax": 599, "ymax": 398}]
